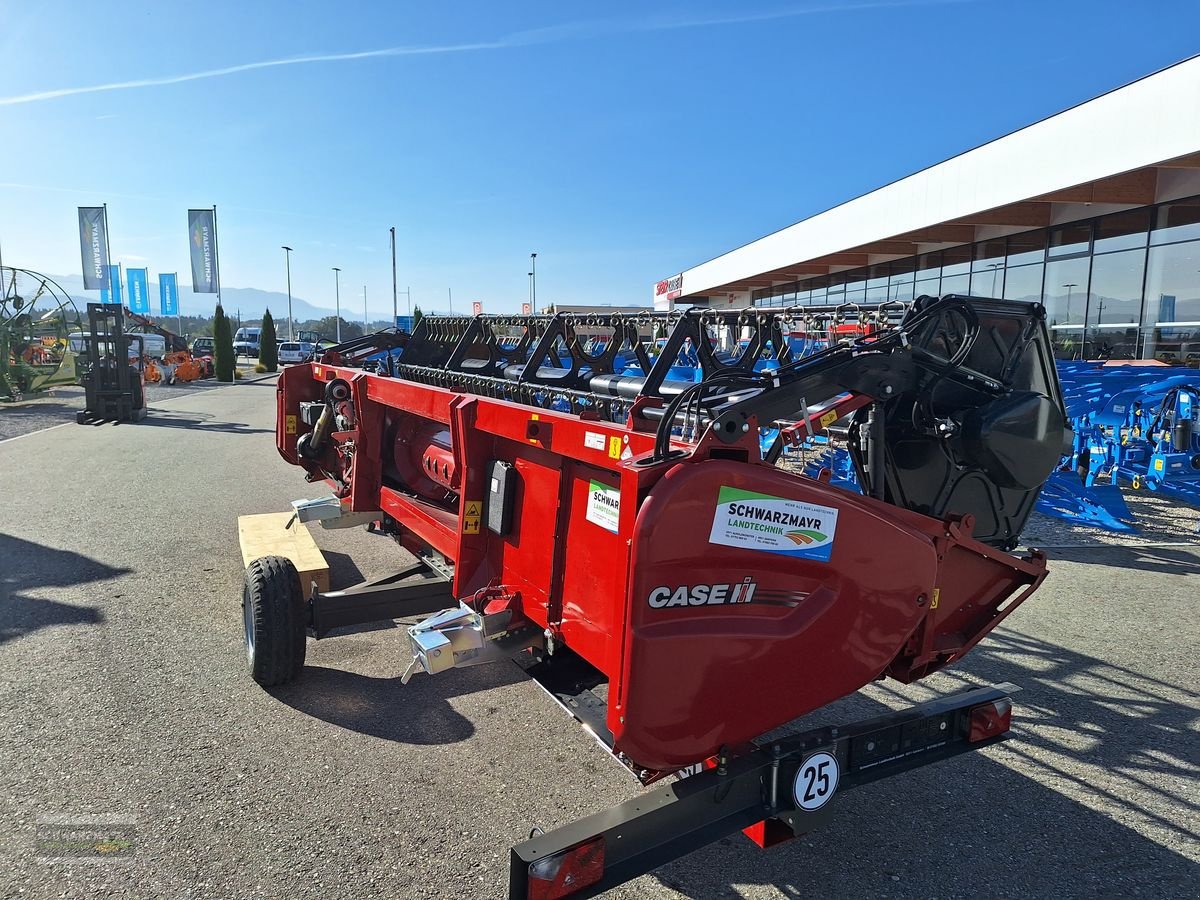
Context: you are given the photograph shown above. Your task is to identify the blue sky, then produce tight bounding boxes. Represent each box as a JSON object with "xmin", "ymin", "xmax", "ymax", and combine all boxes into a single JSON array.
[{"xmin": 2, "ymin": 0, "xmax": 1198, "ymax": 317}]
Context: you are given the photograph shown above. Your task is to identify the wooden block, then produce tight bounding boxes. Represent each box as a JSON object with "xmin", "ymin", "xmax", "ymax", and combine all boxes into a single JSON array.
[{"xmin": 238, "ymin": 512, "xmax": 330, "ymax": 594}]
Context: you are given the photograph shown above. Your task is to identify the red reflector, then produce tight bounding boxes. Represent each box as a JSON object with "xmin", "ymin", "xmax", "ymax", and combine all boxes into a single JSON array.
[
  {"xmin": 527, "ymin": 837, "xmax": 605, "ymax": 900},
  {"xmin": 967, "ymin": 697, "xmax": 1013, "ymax": 742}
]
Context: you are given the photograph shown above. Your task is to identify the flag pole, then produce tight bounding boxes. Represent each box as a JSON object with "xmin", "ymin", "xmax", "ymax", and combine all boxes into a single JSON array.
[
  {"xmin": 103, "ymin": 202, "xmax": 115, "ymax": 302},
  {"xmin": 211, "ymin": 205, "xmax": 223, "ymax": 311},
  {"xmin": 176, "ymin": 273, "xmax": 182, "ymax": 337}
]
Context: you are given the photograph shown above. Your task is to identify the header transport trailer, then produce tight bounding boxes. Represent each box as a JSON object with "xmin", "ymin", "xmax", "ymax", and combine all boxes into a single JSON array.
[{"xmin": 246, "ymin": 295, "xmax": 1067, "ymax": 897}]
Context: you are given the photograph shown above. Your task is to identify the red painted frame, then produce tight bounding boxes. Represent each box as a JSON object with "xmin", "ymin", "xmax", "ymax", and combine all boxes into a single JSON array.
[{"xmin": 277, "ymin": 360, "xmax": 1047, "ymax": 772}]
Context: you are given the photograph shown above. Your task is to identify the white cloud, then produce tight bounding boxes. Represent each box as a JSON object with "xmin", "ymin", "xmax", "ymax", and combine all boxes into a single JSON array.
[{"xmin": 0, "ymin": 1, "xmax": 971, "ymax": 107}]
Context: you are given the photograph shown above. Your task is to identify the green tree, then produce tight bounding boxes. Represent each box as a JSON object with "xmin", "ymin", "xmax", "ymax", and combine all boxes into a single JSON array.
[
  {"xmin": 411, "ymin": 305, "xmax": 424, "ymax": 331},
  {"xmin": 214, "ymin": 303, "xmax": 235, "ymax": 382},
  {"xmin": 311, "ymin": 316, "xmax": 363, "ymax": 342},
  {"xmin": 260, "ymin": 309, "xmax": 278, "ymax": 372}
]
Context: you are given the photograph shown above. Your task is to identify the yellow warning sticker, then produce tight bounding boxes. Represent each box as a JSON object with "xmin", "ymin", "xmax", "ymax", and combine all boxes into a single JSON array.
[
  {"xmin": 608, "ymin": 436, "xmax": 622, "ymax": 459},
  {"xmin": 285, "ymin": 414, "xmax": 297, "ymax": 435},
  {"xmin": 463, "ymin": 498, "xmax": 483, "ymax": 533},
  {"xmin": 930, "ymin": 587, "xmax": 940, "ymax": 609},
  {"xmin": 819, "ymin": 410, "xmax": 838, "ymax": 429},
  {"xmin": 1154, "ymin": 458, "xmax": 1164, "ymax": 471}
]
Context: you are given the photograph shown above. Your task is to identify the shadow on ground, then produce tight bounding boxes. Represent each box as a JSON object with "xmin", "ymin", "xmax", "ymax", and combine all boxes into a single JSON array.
[
  {"xmin": 1045, "ymin": 544, "xmax": 1200, "ymax": 576},
  {"xmin": 645, "ymin": 626, "xmax": 1198, "ymax": 899},
  {"xmin": 0, "ymin": 533, "xmax": 127, "ymax": 645},
  {"xmin": 137, "ymin": 410, "xmax": 272, "ymax": 434},
  {"xmin": 271, "ymin": 661, "xmax": 524, "ymax": 746}
]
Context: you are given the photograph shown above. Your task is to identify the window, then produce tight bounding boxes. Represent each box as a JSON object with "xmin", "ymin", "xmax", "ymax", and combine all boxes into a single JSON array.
[
  {"xmin": 1150, "ymin": 196, "xmax": 1200, "ymax": 246},
  {"xmin": 940, "ymin": 272, "xmax": 970, "ymax": 295},
  {"xmin": 888, "ymin": 269, "xmax": 915, "ymax": 302},
  {"xmin": 970, "ymin": 262, "xmax": 1005, "ymax": 297},
  {"xmin": 1045, "ymin": 256, "xmax": 1090, "ymax": 357},
  {"xmin": 1086, "ymin": 248, "xmax": 1146, "ymax": 359},
  {"xmin": 915, "ymin": 251, "xmax": 942, "ymax": 280},
  {"xmin": 1006, "ymin": 229, "xmax": 1047, "ymax": 266},
  {"xmin": 842, "ymin": 279, "xmax": 866, "ymax": 303},
  {"xmin": 971, "ymin": 239, "xmax": 1006, "ymax": 272},
  {"xmin": 1044, "ymin": 257, "xmax": 1090, "ymax": 325},
  {"xmin": 1048, "ymin": 222, "xmax": 1091, "ymax": 258},
  {"xmin": 1145, "ymin": 239, "xmax": 1200, "ymax": 323},
  {"xmin": 941, "ymin": 245, "xmax": 971, "ymax": 277},
  {"xmin": 1087, "ymin": 249, "xmax": 1145, "ymax": 326},
  {"xmin": 1094, "ymin": 208, "xmax": 1150, "ymax": 253},
  {"xmin": 1003, "ymin": 263, "xmax": 1043, "ymax": 302}
]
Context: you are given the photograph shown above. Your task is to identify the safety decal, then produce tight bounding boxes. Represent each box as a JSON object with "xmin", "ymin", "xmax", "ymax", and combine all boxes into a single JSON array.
[
  {"xmin": 585, "ymin": 480, "xmax": 621, "ymax": 533},
  {"xmin": 463, "ymin": 499, "xmax": 482, "ymax": 535},
  {"xmin": 285, "ymin": 414, "xmax": 297, "ymax": 435},
  {"xmin": 709, "ymin": 485, "xmax": 839, "ymax": 561},
  {"xmin": 584, "ymin": 431, "xmax": 607, "ymax": 451}
]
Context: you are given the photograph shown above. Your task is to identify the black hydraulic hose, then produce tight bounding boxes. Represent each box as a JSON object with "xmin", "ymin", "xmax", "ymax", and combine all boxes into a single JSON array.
[{"xmin": 298, "ymin": 377, "xmax": 351, "ymax": 460}]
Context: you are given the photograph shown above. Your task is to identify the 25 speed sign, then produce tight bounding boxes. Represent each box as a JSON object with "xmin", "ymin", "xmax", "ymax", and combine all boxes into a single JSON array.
[{"xmin": 793, "ymin": 751, "xmax": 840, "ymax": 811}]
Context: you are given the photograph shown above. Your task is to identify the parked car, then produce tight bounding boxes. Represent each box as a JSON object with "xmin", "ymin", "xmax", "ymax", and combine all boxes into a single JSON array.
[
  {"xmin": 233, "ymin": 327, "xmax": 262, "ymax": 358},
  {"xmin": 278, "ymin": 341, "xmax": 316, "ymax": 364},
  {"xmin": 190, "ymin": 337, "xmax": 216, "ymax": 357}
]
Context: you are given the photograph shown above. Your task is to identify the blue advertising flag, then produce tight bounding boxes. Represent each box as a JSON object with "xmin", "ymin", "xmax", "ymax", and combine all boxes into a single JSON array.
[
  {"xmin": 100, "ymin": 264, "xmax": 123, "ymax": 304},
  {"xmin": 188, "ymin": 209, "xmax": 219, "ymax": 293},
  {"xmin": 159, "ymin": 273, "xmax": 179, "ymax": 317},
  {"xmin": 77, "ymin": 207, "xmax": 110, "ymax": 290},
  {"xmin": 127, "ymin": 267, "xmax": 150, "ymax": 314}
]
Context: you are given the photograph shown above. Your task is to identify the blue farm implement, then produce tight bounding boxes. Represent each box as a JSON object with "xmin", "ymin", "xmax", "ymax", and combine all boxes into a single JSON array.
[{"xmin": 1057, "ymin": 361, "xmax": 1200, "ymax": 521}]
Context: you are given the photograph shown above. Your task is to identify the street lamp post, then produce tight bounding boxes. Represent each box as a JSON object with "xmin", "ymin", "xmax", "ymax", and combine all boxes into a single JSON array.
[
  {"xmin": 987, "ymin": 262, "xmax": 1003, "ymax": 296},
  {"xmin": 281, "ymin": 245, "xmax": 295, "ymax": 340},
  {"xmin": 332, "ymin": 267, "xmax": 342, "ymax": 342},
  {"xmin": 390, "ymin": 226, "xmax": 398, "ymax": 329},
  {"xmin": 1063, "ymin": 282, "xmax": 1078, "ymax": 324},
  {"xmin": 530, "ymin": 252, "xmax": 537, "ymax": 309}
]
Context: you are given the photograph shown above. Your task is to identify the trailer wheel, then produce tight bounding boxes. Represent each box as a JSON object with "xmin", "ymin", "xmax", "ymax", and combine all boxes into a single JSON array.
[{"xmin": 242, "ymin": 556, "xmax": 307, "ymax": 686}]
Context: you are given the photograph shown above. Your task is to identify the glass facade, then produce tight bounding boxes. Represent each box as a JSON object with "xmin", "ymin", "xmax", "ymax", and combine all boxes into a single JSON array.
[{"xmin": 752, "ymin": 193, "xmax": 1200, "ymax": 364}]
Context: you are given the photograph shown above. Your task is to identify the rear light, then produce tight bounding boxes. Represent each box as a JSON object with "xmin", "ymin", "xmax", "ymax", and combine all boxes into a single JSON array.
[
  {"xmin": 527, "ymin": 837, "xmax": 605, "ymax": 900},
  {"xmin": 967, "ymin": 697, "xmax": 1013, "ymax": 742}
]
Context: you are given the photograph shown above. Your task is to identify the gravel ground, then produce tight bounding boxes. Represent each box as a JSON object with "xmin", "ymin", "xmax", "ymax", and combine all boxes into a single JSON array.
[
  {"xmin": 1, "ymin": 381, "xmax": 1196, "ymax": 899},
  {"xmin": 1022, "ymin": 491, "xmax": 1200, "ymax": 547},
  {"xmin": 0, "ymin": 376, "xmax": 261, "ymax": 442}
]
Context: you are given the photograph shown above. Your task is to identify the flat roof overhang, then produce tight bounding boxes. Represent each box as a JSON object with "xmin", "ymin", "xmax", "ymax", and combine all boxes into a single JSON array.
[{"xmin": 663, "ymin": 55, "xmax": 1200, "ymax": 300}]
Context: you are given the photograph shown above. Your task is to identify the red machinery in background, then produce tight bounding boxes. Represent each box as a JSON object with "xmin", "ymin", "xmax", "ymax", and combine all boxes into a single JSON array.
[{"xmin": 246, "ymin": 295, "xmax": 1066, "ymax": 897}]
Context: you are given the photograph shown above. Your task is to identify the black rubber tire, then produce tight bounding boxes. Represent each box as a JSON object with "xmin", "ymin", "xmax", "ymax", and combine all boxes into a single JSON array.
[{"xmin": 242, "ymin": 556, "xmax": 307, "ymax": 686}]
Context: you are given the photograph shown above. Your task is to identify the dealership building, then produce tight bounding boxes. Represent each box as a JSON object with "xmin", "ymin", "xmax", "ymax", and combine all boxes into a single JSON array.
[{"xmin": 654, "ymin": 55, "xmax": 1200, "ymax": 362}]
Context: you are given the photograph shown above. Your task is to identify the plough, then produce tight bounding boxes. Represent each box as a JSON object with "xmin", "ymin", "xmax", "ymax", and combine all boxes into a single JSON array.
[
  {"xmin": 246, "ymin": 294, "xmax": 1067, "ymax": 896},
  {"xmin": 1046, "ymin": 361, "xmax": 1200, "ymax": 528}
]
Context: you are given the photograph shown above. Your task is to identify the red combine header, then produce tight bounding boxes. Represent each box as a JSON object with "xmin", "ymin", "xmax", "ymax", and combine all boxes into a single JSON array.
[{"xmin": 245, "ymin": 294, "xmax": 1066, "ymax": 896}]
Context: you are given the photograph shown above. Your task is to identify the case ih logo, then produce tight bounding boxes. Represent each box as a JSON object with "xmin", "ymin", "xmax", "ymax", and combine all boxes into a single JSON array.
[
  {"xmin": 655, "ymin": 274, "xmax": 683, "ymax": 300},
  {"xmin": 646, "ymin": 580, "xmax": 809, "ymax": 610}
]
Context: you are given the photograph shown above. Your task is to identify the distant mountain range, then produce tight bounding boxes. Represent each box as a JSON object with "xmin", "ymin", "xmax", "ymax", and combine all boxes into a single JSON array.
[{"xmin": 32, "ymin": 272, "xmax": 342, "ymax": 321}]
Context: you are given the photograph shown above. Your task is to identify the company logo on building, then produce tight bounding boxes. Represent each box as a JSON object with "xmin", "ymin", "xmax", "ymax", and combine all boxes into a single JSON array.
[
  {"xmin": 710, "ymin": 486, "xmax": 839, "ymax": 561},
  {"xmin": 655, "ymin": 273, "xmax": 683, "ymax": 300}
]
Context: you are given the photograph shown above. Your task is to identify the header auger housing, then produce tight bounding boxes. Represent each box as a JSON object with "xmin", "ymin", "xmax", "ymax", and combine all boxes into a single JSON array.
[{"xmin": 255, "ymin": 294, "xmax": 1067, "ymax": 893}]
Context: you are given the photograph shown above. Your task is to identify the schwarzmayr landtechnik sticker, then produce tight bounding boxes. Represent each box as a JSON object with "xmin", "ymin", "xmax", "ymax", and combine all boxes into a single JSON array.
[{"xmin": 709, "ymin": 486, "xmax": 839, "ymax": 561}]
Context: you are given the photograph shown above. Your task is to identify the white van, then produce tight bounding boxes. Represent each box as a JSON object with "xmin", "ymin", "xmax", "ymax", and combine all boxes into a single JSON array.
[
  {"xmin": 68, "ymin": 331, "xmax": 166, "ymax": 359},
  {"xmin": 234, "ymin": 327, "xmax": 262, "ymax": 358}
]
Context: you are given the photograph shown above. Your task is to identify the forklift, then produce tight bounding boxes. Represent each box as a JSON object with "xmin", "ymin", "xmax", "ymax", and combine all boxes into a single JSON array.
[{"xmin": 76, "ymin": 303, "xmax": 148, "ymax": 424}]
